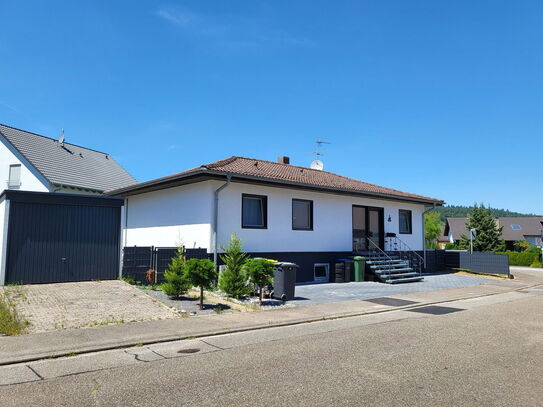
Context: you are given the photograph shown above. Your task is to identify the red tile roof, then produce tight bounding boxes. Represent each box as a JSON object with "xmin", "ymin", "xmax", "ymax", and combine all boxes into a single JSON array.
[{"xmin": 108, "ymin": 156, "xmax": 443, "ymax": 204}]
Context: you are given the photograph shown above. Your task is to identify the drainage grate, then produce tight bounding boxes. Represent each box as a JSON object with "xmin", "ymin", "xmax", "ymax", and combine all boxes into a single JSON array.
[
  {"xmin": 364, "ymin": 297, "xmax": 419, "ymax": 307},
  {"xmin": 177, "ymin": 348, "xmax": 201, "ymax": 354},
  {"xmin": 407, "ymin": 306, "xmax": 464, "ymax": 315}
]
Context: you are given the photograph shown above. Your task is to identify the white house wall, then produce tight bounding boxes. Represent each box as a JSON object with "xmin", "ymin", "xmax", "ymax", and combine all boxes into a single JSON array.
[
  {"xmin": 124, "ymin": 182, "xmax": 214, "ymax": 249},
  {"xmin": 214, "ymin": 181, "xmax": 426, "ymax": 253},
  {"xmin": 0, "ymin": 137, "xmax": 49, "ymax": 193},
  {"xmin": 0, "ymin": 199, "xmax": 8, "ymax": 285}
]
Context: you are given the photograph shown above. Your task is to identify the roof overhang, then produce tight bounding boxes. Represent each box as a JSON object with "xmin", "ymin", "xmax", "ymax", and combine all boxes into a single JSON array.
[
  {"xmin": 107, "ymin": 169, "xmax": 444, "ymax": 206},
  {"xmin": 0, "ymin": 190, "xmax": 124, "ymax": 207}
]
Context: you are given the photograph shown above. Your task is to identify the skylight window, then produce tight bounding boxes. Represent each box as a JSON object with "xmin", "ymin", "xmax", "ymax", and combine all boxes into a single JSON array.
[{"xmin": 511, "ymin": 225, "xmax": 522, "ymax": 230}]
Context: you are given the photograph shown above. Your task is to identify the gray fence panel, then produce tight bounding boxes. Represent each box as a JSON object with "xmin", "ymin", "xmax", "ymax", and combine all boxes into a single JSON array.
[
  {"xmin": 458, "ymin": 252, "xmax": 510, "ymax": 275},
  {"xmin": 420, "ymin": 250, "xmax": 446, "ymax": 273},
  {"xmin": 122, "ymin": 247, "xmax": 209, "ymax": 284}
]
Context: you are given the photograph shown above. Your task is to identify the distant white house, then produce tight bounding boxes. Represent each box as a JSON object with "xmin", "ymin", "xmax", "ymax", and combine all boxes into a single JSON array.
[
  {"xmin": 108, "ymin": 156, "xmax": 444, "ymax": 283},
  {"xmin": 0, "ymin": 123, "xmax": 136, "ymax": 195},
  {"xmin": 0, "ymin": 123, "xmax": 136, "ymax": 285}
]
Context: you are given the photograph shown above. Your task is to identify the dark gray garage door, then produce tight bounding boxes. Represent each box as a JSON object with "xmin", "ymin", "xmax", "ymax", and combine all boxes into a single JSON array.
[{"xmin": 4, "ymin": 191, "xmax": 123, "ymax": 284}]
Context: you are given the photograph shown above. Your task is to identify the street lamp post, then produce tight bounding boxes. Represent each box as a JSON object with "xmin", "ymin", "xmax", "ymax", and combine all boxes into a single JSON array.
[{"xmin": 470, "ymin": 228, "xmax": 477, "ymax": 255}]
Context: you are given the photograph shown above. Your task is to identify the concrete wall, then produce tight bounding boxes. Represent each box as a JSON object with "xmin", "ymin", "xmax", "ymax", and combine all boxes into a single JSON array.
[
  {"xmin": 0, "ymin": 136, "xmax": 49, "ymax": 193},
  {"xmin": 124, "ymin": 182, "xmax": 214, "ymax": 249},
  {"xmin": 214, "ymin": 181, "xmax": 426, "ymax": 253}
]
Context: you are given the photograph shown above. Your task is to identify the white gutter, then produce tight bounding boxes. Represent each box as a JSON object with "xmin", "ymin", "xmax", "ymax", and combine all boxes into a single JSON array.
[
  {"xmin": 0, "ymin": 199, "xmax": 10, "ymax": 286},
  {"xmin": 212, "ymin": 174, "xmax": 232, "ymax": 266}
]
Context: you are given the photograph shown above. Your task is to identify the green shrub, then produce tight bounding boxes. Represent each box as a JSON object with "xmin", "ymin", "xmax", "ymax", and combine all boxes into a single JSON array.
[
  {"xmin": 498, "ymin": 251, "xmax": 540, "ymax": 267},
  {"xmin": 162, "ymin": 246, "xmax": 191, "ymax": 299},
  {"xmin": 218, "ymin": 234, "xmax": 251, "ymax": 299},
  {"xmin": 445, "ymin": 243, "xmax": 460, "ymax": 250},
  {"xmin": 119, "ymin": 276, "xmax": 140, "ymax": 285},
  {"xmin": 525, "ymin": 245, "xmax": 541, "ymax": 255},
  {"xmin": 0, "ymin": 290, "xmax": 29, "ymax": 336},
  {"xmin": 530, "ymin": 261, "xmax": 543, "ymax": 268},
  {"xmin": 245, "ymin": 258, "xmax": 275, "ymax": 304},
  {"xmin": 184, "ymin": 258, "xmax": 217, "ymax": 309}
]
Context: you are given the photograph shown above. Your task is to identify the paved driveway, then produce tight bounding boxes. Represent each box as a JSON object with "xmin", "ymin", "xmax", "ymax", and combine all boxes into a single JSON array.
[
  {"xmin": 291, "ymin": 272, "xmax": 493, "ymax": 305},
  {"xmin": 2, "ymin": 281, "xmax": 178, "ymax": 333}
]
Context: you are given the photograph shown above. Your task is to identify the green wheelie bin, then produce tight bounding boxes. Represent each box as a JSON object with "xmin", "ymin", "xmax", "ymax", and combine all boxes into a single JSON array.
[{"xmin": 352, "ymin": 256, "xmax": 366, "ymax": 282}]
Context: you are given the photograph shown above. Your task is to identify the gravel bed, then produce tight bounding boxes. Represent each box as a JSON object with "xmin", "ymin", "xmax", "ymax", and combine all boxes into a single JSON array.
[
  {"xmin": 206, "ymin": 290, "xmax": 295, "ymax": 310},
  {"xmin": 140, "ymin": 288, "xmax": 234, "ymax": 316}
]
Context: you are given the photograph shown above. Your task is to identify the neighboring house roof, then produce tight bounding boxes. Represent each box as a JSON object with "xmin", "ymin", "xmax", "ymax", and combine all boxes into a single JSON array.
[
  {"xmin": 0, "ymin": 123, "xmax": 136, "ymax": 192},
  {"xmin": 498, "ymin": 217, "xmax": 543, "ymax": 241},
  {"xmin": 446, "ymin": 216, "xmax": 543, "ymax": 242},
  {"xmin": 438, "ymin": 224, "xmax": 450, "ymax": 242},
  {"xmin": 445, "ymin": 217, "xmax": 469, "ymax": 241},
  {"xmin": 108, "ymin": 156, "xmax": 443, "ymax": 205}
]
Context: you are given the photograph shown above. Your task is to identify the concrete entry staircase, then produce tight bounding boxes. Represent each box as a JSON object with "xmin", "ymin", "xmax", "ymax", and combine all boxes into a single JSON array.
[{"xmin": 366, "ymin": 254, "xmax": 424, "ymax": 284}]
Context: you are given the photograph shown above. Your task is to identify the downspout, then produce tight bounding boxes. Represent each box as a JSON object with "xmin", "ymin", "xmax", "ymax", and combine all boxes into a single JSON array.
[
  {"xmin": 422, "ymin": 203, "xmax": 437, "ymax": 270},
  {"xmin": 213, "ymin": 174, "xmax": 232, "ymax": 267},
  {"xmin": 120, "ymin": 197, "xmax": 128, "ymax": 278}
]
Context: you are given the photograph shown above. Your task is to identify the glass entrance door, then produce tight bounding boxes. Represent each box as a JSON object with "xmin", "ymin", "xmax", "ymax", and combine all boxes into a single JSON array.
[
  {"xmin": 367, "ymin": 208, "xmax": 383, "ymax": 249},
  {"xmin": 352, "ymin": 206, "xmax": 384, "ymax": 251}
]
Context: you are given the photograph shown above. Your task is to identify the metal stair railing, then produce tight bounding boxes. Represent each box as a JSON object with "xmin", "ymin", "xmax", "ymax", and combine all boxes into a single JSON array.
[
  {"xmin": 384, "ymin": 235, "xmax": 424, "ymax": 277},
  {"xmin": 366, "ymin": 237, "xmax": 395, "ymax": 281}
]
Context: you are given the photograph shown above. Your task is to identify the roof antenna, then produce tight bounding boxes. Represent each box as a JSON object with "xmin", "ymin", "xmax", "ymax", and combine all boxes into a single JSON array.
[
  {"xmin": 310, "ymin": 140, "xmax": 330, "ymax": 170},
  {"xmin": 58, "ymin": 128, "xmax": 65, "ymax": 146}
]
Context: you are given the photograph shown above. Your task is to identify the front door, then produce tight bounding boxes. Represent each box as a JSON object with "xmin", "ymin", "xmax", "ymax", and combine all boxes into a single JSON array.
[{"xmin": 352, "ymin": 205, "xmax": 384, "ymax": 252}]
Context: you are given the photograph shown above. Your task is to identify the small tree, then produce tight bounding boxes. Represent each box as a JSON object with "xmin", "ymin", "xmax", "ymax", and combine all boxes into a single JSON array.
[
  {"xmin": 245, "ymin": 258, "xmax": 275, "ymax": 304},
  {"xmin": 425, "ymin": 212, "xmax": 444, "ymax": 249},
  {"xmin": 459, "ymin": 204, "xmax": 505, "ymax": 252},
  {"xmin": 162, "ymin": 246, "xmax": 191, "ymax": 299},
  {"xmin": 514, "ymin": 240, "xmax": 531, "ymax": 252},
  {"xmin": 219, "ymin": 234, "xmax": 251, "ymax": 299},
  {"xmin": 184, "ymin": 258, "xmax": 217, "ymax": 310}
]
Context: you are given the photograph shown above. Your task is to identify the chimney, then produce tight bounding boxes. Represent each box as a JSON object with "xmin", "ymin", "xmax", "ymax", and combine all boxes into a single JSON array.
[{"xmin": 277, "ymin": 156, "xmax": 290, "ymax": 165}]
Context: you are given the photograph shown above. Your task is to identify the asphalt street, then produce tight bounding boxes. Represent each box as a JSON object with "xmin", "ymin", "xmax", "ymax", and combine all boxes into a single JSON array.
[{"xmin": 0, "ymin": 288, "xmax": 542, "ymax": 406}]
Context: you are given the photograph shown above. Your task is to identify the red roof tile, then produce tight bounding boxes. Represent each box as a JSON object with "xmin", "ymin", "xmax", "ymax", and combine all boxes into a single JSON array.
[{"xmin": 108, "ymin": 156, "xmax": 443, "ymax": 204}]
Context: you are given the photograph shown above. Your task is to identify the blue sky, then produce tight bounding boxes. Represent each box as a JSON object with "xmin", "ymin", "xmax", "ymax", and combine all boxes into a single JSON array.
[{"xmin": 1, "ymin": 1, "xmax": 542, "ymax": 213}]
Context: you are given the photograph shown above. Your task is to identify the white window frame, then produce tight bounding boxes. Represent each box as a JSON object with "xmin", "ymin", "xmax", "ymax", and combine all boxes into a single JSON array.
[{"xmin": 8, "ymin": 164, "xmax": 21, "ymax": 189}]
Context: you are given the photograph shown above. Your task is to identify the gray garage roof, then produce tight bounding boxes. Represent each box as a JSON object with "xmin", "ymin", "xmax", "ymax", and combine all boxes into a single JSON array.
[{"xmin": 0, "ymin": 123, "xmax": 136, "ymax": 192}]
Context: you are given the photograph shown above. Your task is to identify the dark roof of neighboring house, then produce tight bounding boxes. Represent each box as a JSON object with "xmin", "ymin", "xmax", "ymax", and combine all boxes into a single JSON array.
[
  {"xmin": 0, "ymin": 123, "xmax": 137, "ymax": 192},
  {"xmin": 446, "ymin": 216, "xmax": 543, "ymax": 242},
  {"xmin": 446, "ymin": 217, "xmax": 470, "ymax": 241},
  {"xmin": 438, "ymin": 224, "xmax": 450, "ymax": 242},
  {"xmin": 498, "ymin": 217, "xmax": 543, "ymax": 241},
  {"xmin": 108, "ymin": 156, "xmax": 443, "ymax": 205}
]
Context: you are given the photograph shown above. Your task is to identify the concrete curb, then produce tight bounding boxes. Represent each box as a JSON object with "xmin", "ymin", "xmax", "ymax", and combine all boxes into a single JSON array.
[{"xmin": 1, "ymin": 280, "xmax": 541, "ymax": 367}]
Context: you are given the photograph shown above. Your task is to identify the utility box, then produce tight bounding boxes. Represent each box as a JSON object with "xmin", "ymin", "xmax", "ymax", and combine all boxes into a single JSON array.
[{"xmin": 273, "ymin": 262, "xmax": 298, "ymax": 301}]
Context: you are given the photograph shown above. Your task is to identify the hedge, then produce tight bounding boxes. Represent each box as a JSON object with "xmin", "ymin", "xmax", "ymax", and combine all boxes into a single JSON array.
[{"xmin": 497, "ymin": 251, "xmax": 540, "ymax": 267}]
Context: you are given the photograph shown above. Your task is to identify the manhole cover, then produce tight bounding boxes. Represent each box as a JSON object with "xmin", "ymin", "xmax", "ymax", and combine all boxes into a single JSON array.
[
  {"xmin": 365, "ymin": 297, "xmax": 419, "ymax": 307},
  {"xmin": 407, "ymin": 306, "xmax": 463, "ymax": 315},
  {"xmin": 177, "ymin": 348, "xmax": 201, "ymax": 354}
]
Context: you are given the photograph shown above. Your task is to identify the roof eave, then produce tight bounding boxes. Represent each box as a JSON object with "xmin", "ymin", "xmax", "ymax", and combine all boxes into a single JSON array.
[{"xmin": 108, "ymin": 169, "xmax": 443, "ymax": 205}]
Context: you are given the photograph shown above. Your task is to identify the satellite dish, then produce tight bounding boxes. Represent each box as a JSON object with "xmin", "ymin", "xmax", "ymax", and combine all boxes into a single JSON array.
[
  {"xmin": 58, "ymin": 128, "xmax": 65, "ymax": 146},
  {"xmin": 310, "ymin": 159, "xmax": 324, "ymax": 170}
]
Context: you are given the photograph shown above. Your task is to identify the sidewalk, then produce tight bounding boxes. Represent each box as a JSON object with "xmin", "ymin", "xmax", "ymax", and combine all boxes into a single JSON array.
[{"xmin": 0, "ymin": 269, "xmax": 541, "ymax": 366}]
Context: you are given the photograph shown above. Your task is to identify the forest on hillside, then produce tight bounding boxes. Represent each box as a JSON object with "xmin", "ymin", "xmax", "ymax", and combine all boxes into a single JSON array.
[{"xmin": 435, "ymin": 205, "xmax": 540, "ymax": 221}]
